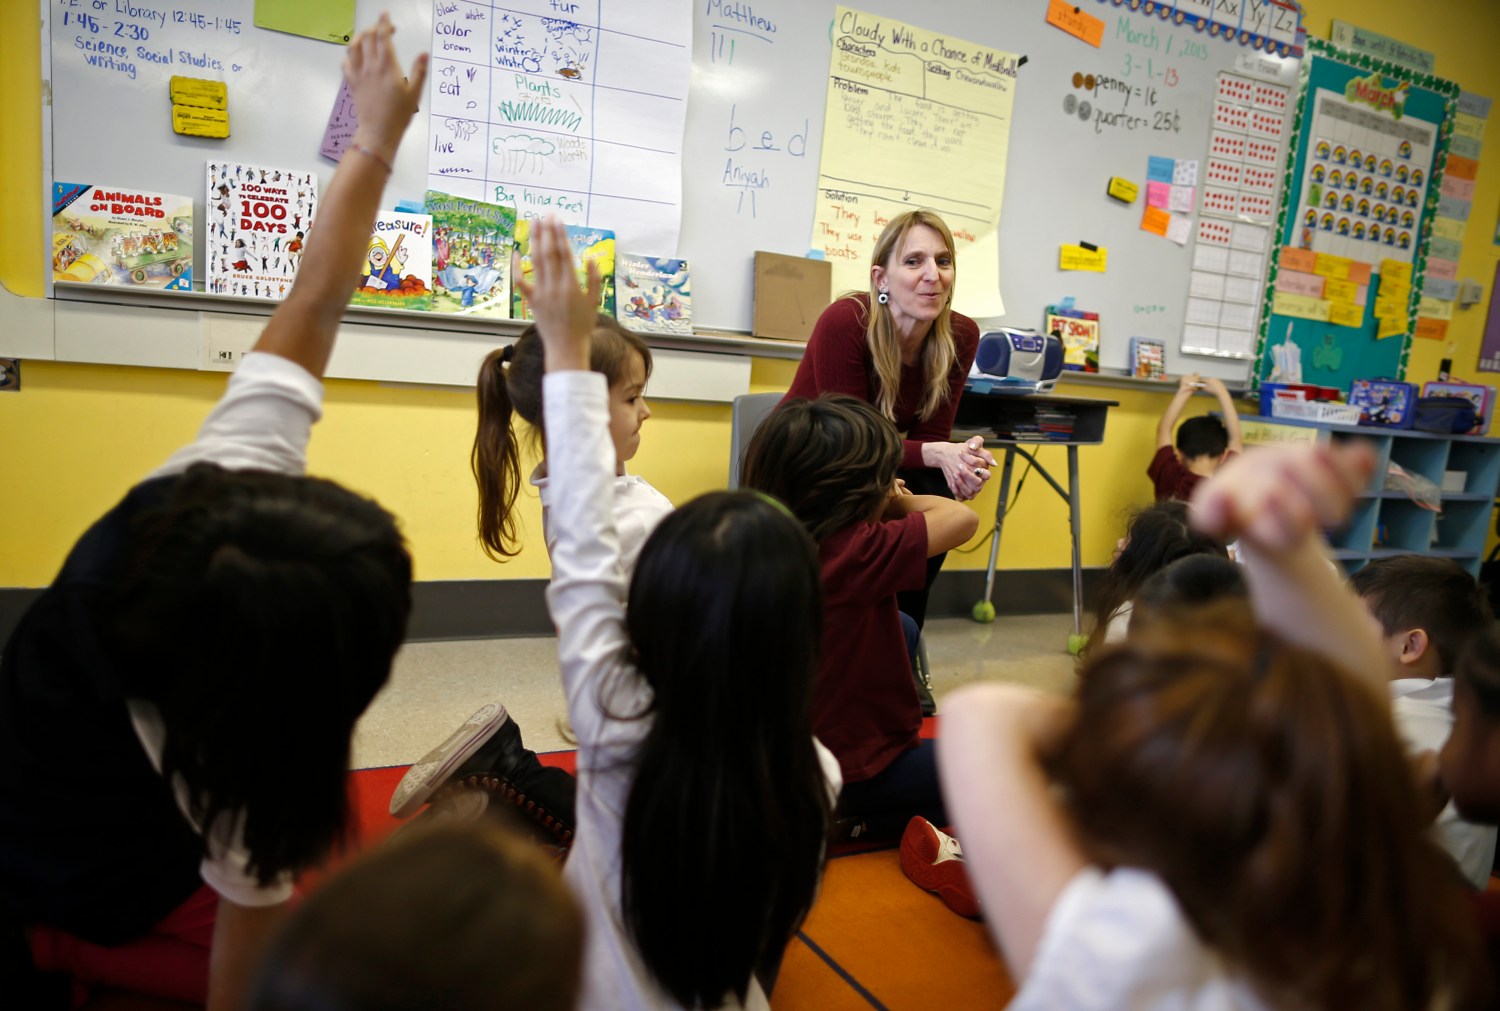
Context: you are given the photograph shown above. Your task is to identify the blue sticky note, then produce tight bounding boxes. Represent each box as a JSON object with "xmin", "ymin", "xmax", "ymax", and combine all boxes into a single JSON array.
[
  {"xmin": 1146, "ymin": 156, "xmax": 1175, "ymax": 184},
  {"xmin": 807, "ymin": 249, "xmax": 826, "ymax": 260},
  {"xmin": 1058, "ymin": 296, "xmax": 1076, "ymax": 312}
]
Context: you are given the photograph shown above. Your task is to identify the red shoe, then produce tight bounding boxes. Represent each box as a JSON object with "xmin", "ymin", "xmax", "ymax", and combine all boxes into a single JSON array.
[{"xmin": 899, "ymin": 816, "xmax": 981, "ymax": 919}]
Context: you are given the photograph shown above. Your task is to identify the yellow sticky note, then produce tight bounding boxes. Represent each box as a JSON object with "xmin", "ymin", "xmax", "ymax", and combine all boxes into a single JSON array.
[
  {"xmin": 1046, "ymin": 0, "xmax": 1105, "ymax": 46},
  {"xmin": 1140, "ymin": 206, "xmax": 1170, "ymax": 236},
  {"xmin": 1418, "ymin": 296, "xmax": 1454, "ymax": 320},
  {"xmin": 1107, "ymin": 177, "xmax": 1139, "ymax": 203},
  {"xmin": 169, "ymin": 76, "xmax": 228, "ymax": 110},
  {"xmin": 1313, "ymin": 253, "xmax": 1353, "ymax": 281},
  {"xmin": 1059, "ymin": 244, "xmax": 1108, "ymax": 271},
  {"xmin": 172, "ymin": 105, "xmax": 230, "ymax": 138},
  {"xmin": 1379, "ymin": 259, "xmax": 1413, "ymax": 286},
  {"xmin": 1272, "ymin": 292, "xmax": 1332, "ymax": 321},
  {"xmin": 1414, "ymin": 317, "xmax": 1450, "ymax": 340},
  {"xmin": 1323, "ymin": 279, "xmax": 1359, "ymax": 304},
  {"xmin": 1455, "ymin": 112, "xmax": 1487, "ymax": 142},
  {"xmin": 1377, "ymin": 314, "xmax": 1407, "ymax": 339},
  {"xmin": 1374, "ymin": 296, "xmax": 1408, "ymax": 320},
  {"xmin": 1328, "ymin": 301, "xmax": 1364, "ymax": 328},
  {"xmin": 1433, "ymin": 216, "xmax": 1466, "ymax": 242}
]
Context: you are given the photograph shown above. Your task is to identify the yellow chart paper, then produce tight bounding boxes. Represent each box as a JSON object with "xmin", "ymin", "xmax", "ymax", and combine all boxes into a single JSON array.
[
  {"xmin": 1272, "ymin": 292, "xmax": 1332, "ymax": 322},
  {"xmin": 812, "ymin": 7, "xmax": 1018, "ymax": 317}
]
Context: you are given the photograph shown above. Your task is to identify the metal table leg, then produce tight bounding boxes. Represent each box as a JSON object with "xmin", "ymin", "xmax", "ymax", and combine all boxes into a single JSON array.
[{"xmin": 973, "ymin": 447, "xmax": 1017, "ymax": 622}]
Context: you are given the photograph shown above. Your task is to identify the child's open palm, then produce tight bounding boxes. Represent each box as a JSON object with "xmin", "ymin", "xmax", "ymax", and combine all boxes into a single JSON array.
[{"xmin": 516, "ymin": 216, "xmax": 602, "ymax": 372}]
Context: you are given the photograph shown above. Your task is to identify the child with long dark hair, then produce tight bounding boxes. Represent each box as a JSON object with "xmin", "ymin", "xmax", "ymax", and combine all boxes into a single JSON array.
[
  {"xmin": 388, "ymin": 317, "xmax": 667, "ymax": 836},
  {"xmin": 5, "ymin": 18, "xmax": 424, "ymax": 1008},
  {"xmin": 741, "ymin": 394, "xmax": 977, "ymax": 838},
  {"xmin": 524, "ymin": 216, "xmax": 836, "ymax": 1009},
  {"xmin": 941, "ymin": 442, "xmax": 1486, "ymax": 1010}
]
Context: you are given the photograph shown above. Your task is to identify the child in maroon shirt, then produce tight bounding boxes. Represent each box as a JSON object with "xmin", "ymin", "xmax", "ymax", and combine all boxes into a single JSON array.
[
  {"xmin": 742, "ymin": 394, "xmax": 977, "ymax": 836},
  {"xmin": 1149, "ymin": 373, "xmax": 1243, "ymax": 501}
]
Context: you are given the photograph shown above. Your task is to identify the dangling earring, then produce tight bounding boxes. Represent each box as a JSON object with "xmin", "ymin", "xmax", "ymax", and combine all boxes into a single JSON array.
[{"xmin": 877, "ymin": 289, "xmax": 889, "ymax": 305}]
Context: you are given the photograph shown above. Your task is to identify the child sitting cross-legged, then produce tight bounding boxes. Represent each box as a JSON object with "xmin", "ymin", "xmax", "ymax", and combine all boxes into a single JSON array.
[
  {"xmin": 387, "ymin": 315, "xmax": 668, "ymax": 843},
  {"xmin": 938, "ymin": 442, "xmax": 1487, "ymax": 1009},
  {"xmin": 742, "ymin": 395, "xmax": 977, "ymax": 841}
]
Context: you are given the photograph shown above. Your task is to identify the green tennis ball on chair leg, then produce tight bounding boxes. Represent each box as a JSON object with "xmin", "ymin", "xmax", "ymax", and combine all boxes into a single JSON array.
[
  {"xmin": 1067, "ymin": 632, "xmax": 1087, "ymax": 656},
  {"xmin": 971, "ymin": 600, "xmax": 996, "ymax": 623}
]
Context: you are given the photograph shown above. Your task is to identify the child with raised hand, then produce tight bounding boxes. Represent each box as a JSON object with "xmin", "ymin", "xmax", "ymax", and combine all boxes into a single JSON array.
[
  {"xmin": 1150, "ymin": 372, "xmax": 1243, "ymax": 502},
  {"xmin": 940, "ymin": 442, "xmax": 1485, "ymax": 1010},
  {"xmin": 525, "ymin": 216, "xmax": 838, "ymax": 1010},
  {"xmin": 387, "ymin": 315, "xmax": 666, "ymax": 836},
  {"xmin": 4, "ymin": 17, "xmax": 425, "ymax": 1010},
  {"xmin": 741, "ymin": 395, "xmax": 977, "ymax": 840},
  {"xmin": 248, "ymin": 820, "xmax": 583, "ymax": 1011}
]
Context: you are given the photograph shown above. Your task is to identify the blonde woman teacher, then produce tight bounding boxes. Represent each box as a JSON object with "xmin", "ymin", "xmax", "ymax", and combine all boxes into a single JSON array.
[{"xmin": 781, "ymin": 210, "xmax": 993, "ymax": 628}]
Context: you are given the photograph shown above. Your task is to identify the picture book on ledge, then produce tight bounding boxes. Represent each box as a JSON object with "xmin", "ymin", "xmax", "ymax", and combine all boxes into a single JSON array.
[
  {"xmin": 1046, "ymin": 306, "xmax": 1099, "ymax": 373},
  {"xmin": 1130, "ymin": 336, "xmax": 1167, "ymax": 380},
  {"xmin": 206, "ymin": 160, "xmax": 318, "ymax": 300},
  {"xmin": 352, "ymin": 210, "xmax": 434, "ymax": 311},
  {"xmin": 51, "ymin": 183, "xmax": 193, "ymax": 289},
  {"xmin": 616, "ymin": 254, "xmax": 691, "ymax": 335},
  {"xmin": 513, "ymin": 219, "xmax": 615, "ymax": 320},
  {"xmin": 425, "ymin": 190, "xmax": 516, "ymax": 318}
]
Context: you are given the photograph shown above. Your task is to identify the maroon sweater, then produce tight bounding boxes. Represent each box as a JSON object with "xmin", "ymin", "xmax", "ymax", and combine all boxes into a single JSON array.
[
  {"xmin": 782, "ymin": 295, "xmax": 981, "ymax": 470},
  {"xmin": 813, "ymin": 512, "xmax": 929, "ymax": 782}
]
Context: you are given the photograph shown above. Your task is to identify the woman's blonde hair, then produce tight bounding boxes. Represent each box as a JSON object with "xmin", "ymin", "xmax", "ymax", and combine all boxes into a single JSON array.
[{"xmin": 855, "ymin": 209, "xmax": 958, "ymax": 424}]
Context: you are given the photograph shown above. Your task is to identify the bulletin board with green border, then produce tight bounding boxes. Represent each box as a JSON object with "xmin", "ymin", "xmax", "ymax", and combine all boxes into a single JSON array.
[{"xmin": 1253, "ymin": 36, "xmax": 1458, "ymax": 391}]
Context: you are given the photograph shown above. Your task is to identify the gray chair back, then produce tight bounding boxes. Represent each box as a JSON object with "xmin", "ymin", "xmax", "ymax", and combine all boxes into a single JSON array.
[{"xmin": 727, "ymin": 392, "xmax": 784, "ymax": 489}]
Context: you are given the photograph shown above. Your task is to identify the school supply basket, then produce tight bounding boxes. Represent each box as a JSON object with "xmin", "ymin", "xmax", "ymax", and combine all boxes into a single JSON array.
[{"xmin": 1269, "ymin": 398, "xmax": 1362, "ymax": 425}]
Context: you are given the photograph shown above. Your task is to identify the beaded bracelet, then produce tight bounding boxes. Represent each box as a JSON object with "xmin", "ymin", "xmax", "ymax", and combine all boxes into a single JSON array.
[{"xmin": 348, "ymin": 142, "xmax": 394, "ymax": 174}]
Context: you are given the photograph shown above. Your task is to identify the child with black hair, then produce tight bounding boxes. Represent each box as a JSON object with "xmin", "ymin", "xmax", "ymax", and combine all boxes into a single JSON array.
[
  {"xmin": 940, "ymin": 442, "xmax": 1487, "ymax": 1009},
  {"xmin": 1085, "ymin": 500, "xmax": 1229, "ymax": 654},
  {"xmin": 524, "ymin": 216, "xmax": 837, "ymax": 1010},
  {"xmin": 388, "ymin": 315, "xmax": 666, "ymax": 838},
  {"xmin": 742, "ymin": 395, "xmax": 977, "ymax": 839},
  {"xmin": 248, "ymin": 820, "xmax": 583, "ymax": 1011},
  {"xmin": 4, "ymin": 18, "xmax": 425, "ymax": 1009},
  {"xmin": 1149, "ymin": 372, "xmax": 1243, "ymax": 502},
  {"xmin": 1351, "ymin": 554, "xmax": 1498, "ymax": 888}
]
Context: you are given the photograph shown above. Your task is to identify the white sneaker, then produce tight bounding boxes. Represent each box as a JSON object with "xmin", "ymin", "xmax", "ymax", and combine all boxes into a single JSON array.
[{"xmin": 389, "ymin": 703, "xmax": 509, "ymax": 818}]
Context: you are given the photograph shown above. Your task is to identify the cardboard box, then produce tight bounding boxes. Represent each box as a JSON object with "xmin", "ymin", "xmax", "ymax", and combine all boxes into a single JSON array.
[{"xmin": 752, "ymin": 252, "xmax": 832, "ymax": 342}]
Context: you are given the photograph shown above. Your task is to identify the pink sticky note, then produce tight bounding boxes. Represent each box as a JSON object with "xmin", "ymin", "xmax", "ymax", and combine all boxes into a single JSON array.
[
  {"xmin": 1146, "ymin": 181, "xmax": 1171, "ymax": 210},
  {"xmin": 1275, "ymin": 270, "xmax": 1326, "ymax": 298},
  {"xmin": 1427, "ymin": 258, "xmax": 1458, "ymax": 280},
  {"xmin": 321, "ymin": 80, "xmax": 359, "ymax": 161}
]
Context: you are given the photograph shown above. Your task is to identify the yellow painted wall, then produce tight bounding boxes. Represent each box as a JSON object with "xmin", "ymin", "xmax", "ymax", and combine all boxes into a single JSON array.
[{"xmin": 5, "ymin": 1, "xmax": 1499, "ymax": 589}]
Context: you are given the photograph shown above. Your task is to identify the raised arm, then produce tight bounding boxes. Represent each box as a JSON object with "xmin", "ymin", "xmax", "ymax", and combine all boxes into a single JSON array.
[
  {"xmin": 1156, "ymin": 372, "xmax": 1199, "ymax": 449},
  {"xmin": 251, "ymin": 14, "xmax": 427, "ymax": 378},
  {"xmin": 939, "ymin": 684, "xmax": 1086, "ymax": 977},
  {"xmin": 1203, "ymin": 376, "xmax": 1243, "ymax": 454},
  {"xmin": 1191, "ymin": 441, "xmax": 1390, "ymax": 698}
]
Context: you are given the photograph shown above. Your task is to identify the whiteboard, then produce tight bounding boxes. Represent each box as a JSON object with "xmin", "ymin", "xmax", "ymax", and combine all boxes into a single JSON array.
[{"xmin": 44, "ymin": 0, "xmax": 1301, "ymax": 382}]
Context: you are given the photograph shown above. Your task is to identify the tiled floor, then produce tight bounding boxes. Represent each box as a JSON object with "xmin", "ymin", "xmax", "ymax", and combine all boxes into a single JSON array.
[{"xmin": 351, "ymin": 613, "xmax": 1081, "ymax": 769}]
